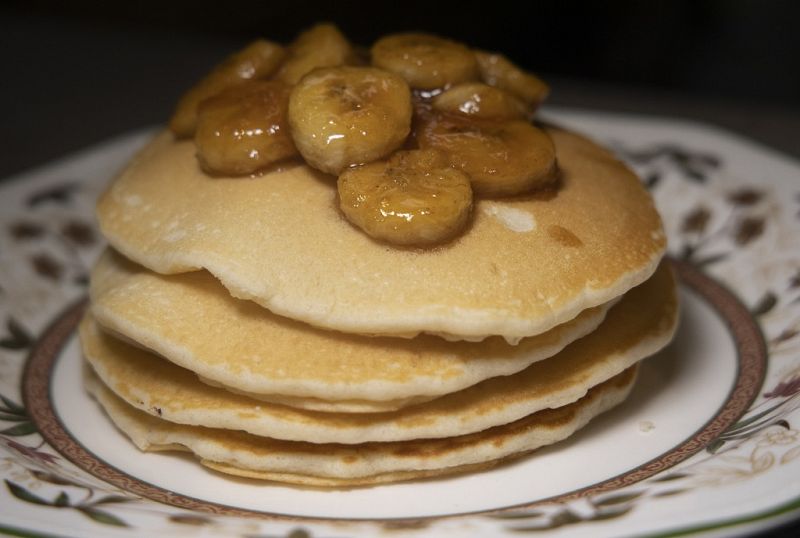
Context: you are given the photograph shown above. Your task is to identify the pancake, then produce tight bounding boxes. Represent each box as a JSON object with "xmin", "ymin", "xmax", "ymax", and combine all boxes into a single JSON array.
[
  {"xmin": 96, "ymin": 127, "xmax": 666, "ymax": 342},
  {"xmin": 81, "ymin": 262, "xmax": 677, "ymax": 443},
  {"xmin": 90, "ymin": 249, "xmax": 613, "ymax": 411},
  {"xmin": 85, "ymin": 365, "xmax": 639, "ymax": 486}
]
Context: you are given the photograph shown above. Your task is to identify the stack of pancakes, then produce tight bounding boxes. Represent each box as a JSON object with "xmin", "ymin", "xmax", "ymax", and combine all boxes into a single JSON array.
[{"xmin": 81, "ymin": 126, "xmax": 678, "ymax": 486}]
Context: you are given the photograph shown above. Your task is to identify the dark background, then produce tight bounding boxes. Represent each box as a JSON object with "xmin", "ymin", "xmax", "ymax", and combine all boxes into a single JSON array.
[
  {"xmin": 1, "ymin": 0, "xmax": 798, "ymax": 178},
  {"xmin": 1, "ymin": 1, "xmax": 799, "ymax": 535}
]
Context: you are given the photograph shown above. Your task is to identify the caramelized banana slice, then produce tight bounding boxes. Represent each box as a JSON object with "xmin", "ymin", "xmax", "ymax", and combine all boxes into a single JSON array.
[
  {"xmin": 475, "ymin": 50, "xmax": 549, "ymax": 109},
  {"xmin": 371, "ymin": 33, "xmax": 479, "ymax": 90},
  {"xmin": 417, "ymin": 113, "xmax": 557, "ymax": 197},
  {"xmin": 432, "ymin": 82, "xmax": 529, "ymax": 120},
  {"xmin": 169, "ymin": 40, "xmax": 285, "ymax": 137},
  {"xmin": 338, "ymin": 149, "xmax": 473, "ymax": 245},
  {"xmin": 288, "ymin": 66, "xmax": 412, "ymax": 174},
  {"xmin": 276, "ymin": 23, "xmax": 354, "ymax": 85},
  {"xmin": 195, "ymin": 81, "xmax": 297, "ymax": 176}
]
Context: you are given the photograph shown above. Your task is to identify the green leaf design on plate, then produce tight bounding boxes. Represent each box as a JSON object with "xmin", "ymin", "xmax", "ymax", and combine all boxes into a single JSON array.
[
  {"xmin": 0, "ymin": 422, "xmax": 37, "ymax": 436},
  {"xmin": 53, "ymin": 492, "xmax": 70, "ymax": 507},
  {"xmin": 0, "ymin": 412, "xmax": 28, "ymax": 422},
  {"xmin": 592, "ymin": 491, "xmax": 644, "ymax": 507},
  {"xmin": 651, "ymin": 472, "xmax": 690, "ymax": 482},
  {"xmin": 653, "ymin": 488, "xmax": 690, "ymax": 498},
  {"xmin": 92, "ymin": 494, "xmax": 135, "ymax": 505},
  {"xmin": 0, "ymin": 318, "xmax": 33, "ymax": 350},
  {"xmin": 0, "ymin": 395, "xmax": 26, "ymax": 415},
  {"xmin": 29, "ymin": 470, "xmax": 82, "ymax": 487},
  {"xmin": 5, "ymin": 480, "xmax": 51, "ymax": 506},
  {"xmin": 76, "ymin": 506, "xmax": 129, "ymax": 527},
  {"xmin": 726, "ymin": 399, "xmax": 786, "ymax": 434}
]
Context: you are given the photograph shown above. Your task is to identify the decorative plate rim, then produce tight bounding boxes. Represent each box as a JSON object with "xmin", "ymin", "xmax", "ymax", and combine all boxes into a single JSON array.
[{"xmin": 19, "ymin": 258, "xmax": 766, "ymax": 523}]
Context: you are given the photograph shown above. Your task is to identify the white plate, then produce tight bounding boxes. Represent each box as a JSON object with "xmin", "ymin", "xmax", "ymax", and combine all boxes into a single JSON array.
[{"xmin": 1, "ymin": 108, "xmax": 799, "ymax": 537}]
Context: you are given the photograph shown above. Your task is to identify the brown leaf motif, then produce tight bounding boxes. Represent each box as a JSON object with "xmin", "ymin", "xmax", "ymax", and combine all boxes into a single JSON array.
[
  {"xmin": 60, "ymin": 220, "xmax": 96, "ymax": 247},
  {"xmin": 9, "ymin": 221, "xmax": 44, "ymax": 241},
  {"xmin": 734, "ymin": 217, "xmax": 765, "ymax": 246},
  {"xmin": 727, "ymin": 188, "xmax": 764, "ymax": 206},
  {"xmin": 651, "ymin": 472, "xmax": 690, "ymax": 482},
  {"xmin": 772, "ymin": 327, "xmax": 800, "ymax": 346},
  {"xmin": 30, "ymin": 253, "xmax": 64, "ymax": 281},
  {"xmin": 681, "ymin": 207, "xmax": 711, "ymax": 234},
  {"xmin": 26, "ymin": 182, "xmax": 79, "ymax": 208},
  {"xmin": 644, "ymin": 171, "xmax": 661, "ymax": 189},
  {"xmin": 751, "ymin": 292, "xmax": 778, "ymax": 316},
  {"xmin": 695, "ymin": 252, "xmax": 730, "ymax": 268},
  {"xmin": 168, "ymin": 514, "xmax": 214, "ymax": 526},
  {"xmin": 764, "ymin": 376, "xmax": 800, "ymax": 398},
  {"xmin": 2, "ymin": 439, "xmax": 57, "ymax": 464}
]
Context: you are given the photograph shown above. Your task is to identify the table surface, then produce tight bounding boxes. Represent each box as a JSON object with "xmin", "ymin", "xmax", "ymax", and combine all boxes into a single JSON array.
[{"xmin": 2, "ymin": 10, "xmax": 799, "ymax": 538}]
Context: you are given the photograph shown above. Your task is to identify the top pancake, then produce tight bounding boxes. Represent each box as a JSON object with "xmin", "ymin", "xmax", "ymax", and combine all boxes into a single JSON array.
[{"xmin": 97, "ymin": 126, "xmax": 665, "ymax": 340}]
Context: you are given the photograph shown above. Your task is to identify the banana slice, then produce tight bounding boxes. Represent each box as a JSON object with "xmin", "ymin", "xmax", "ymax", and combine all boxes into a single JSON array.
[
  {"xmin": 475, "ymin": 50, "xmax": 549, "ymax": 109},
  {"xmin": 169, "ymin": 40, "xmax": 285, "ymax": 137},
  {"xmin": 276, "ymin": 23, "xmax": 354, "ymax": 85},
  {"xmin": 371, "ymin": 33, "xmax": 479, "ymax": 90},
  {"xmin": 195, "ymin": 81, "xmax": 297, "ymax": 176},
  {"xmin": 338, "ymin": 149, "xmax": 473, "ymax": 246},
  {"xmin": 432, "ymin": 82, "xmax": 529, "ymax": 120},
  {"xmin": 288, "ymin": 66, "xmax": 412, "ymax": 174},
  {"xmin": 417, "ymin": 113, "xmax": 557, "ymax": 197}
]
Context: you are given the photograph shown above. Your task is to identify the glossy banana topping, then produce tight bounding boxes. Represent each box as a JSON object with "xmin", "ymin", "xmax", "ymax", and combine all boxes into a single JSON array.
[
  {"xmin": 170, "ymin": 40, "xmax": 285, "ymax": 137},
  {"xmin": 417, "ymin": 112, "xmax": 557, "ymax": 197},
  {"xmin": 338, "ymin": 149, "xmax": 473, "ymax": 246},
  {"xmin": 432, "ymin": 82, "xmax": 530, "ymax": 121},
  {"xmin": 475, "ymin": 50, "xmax": 550, "ymax": 108},
  {"xmin": 276, "ymin": 23, "xmax": 354, "ymax": 85},
  {"xmin": 288, "ymin": 66, "xmax": 412, "ymax": 174},
  {"xmin": 169, "ymin": 25, "xmax": 554, "ymax": 246},
  {"xmin": 371, "ymin": 33, "xmax": 479, "ymax": 90},
  {"xmin": 195, "ymin": 81, "xmax": 297, "ymax": 176}
]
